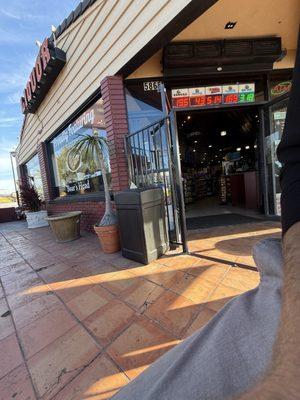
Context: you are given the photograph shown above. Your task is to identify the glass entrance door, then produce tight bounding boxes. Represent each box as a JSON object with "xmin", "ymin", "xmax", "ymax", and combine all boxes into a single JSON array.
[{"xmin": 265, "ymin": 98, "xmax": 289, "ymax": 215}]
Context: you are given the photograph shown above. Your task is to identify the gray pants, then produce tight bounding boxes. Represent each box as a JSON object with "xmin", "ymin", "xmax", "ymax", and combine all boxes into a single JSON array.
[{"xmin": 113, "ymin": 239, "xmax": 282, "ymax": 400}]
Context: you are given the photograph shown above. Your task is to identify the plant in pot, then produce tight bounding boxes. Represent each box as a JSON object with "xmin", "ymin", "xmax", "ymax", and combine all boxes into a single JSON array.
[
  {"xmin": 20, "ymin": 183, "xmax": 48, "ymax": 229},
  {"xmin": 72, "ymin": 130, "xmax": 120, "ymax": 253}
]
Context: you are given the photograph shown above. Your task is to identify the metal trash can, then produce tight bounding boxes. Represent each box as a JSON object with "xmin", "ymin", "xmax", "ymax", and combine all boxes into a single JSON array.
[{"xmin": 115, "ymin": 187, "xmax": 168, "ymax": 264}]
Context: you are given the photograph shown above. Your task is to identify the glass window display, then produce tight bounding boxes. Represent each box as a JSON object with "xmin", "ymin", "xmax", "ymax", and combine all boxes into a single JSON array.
[{"xmin": 49, "ymin": 97, "xmax": 111, "ymax": 197}]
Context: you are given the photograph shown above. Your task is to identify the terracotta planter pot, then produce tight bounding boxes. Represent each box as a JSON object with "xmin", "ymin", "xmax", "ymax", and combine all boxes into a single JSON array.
[{"xmin": 94, "ymin": 224, "xmax": 120, "ymax": 253}]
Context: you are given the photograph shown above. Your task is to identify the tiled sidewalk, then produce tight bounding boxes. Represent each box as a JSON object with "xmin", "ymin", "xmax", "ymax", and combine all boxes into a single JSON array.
[{"xmin": 0, "ymin": 221, "xmax": 281, "ymax": 399}]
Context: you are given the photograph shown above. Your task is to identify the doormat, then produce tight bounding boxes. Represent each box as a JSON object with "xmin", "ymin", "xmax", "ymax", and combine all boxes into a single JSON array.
[{"xmin": 186, "ymin": 213, "xmax": 262, "ymax": 230}]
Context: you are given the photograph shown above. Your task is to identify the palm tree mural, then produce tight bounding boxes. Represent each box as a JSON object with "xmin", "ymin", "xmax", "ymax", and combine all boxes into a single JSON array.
[{"xmin": 72, "ymin": 130, "xmax": 117, "ymax": 226}]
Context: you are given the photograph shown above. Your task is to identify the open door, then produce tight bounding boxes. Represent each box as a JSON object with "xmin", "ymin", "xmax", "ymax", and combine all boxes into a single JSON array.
[{"xmin": 125, "ymin": 112, "xmax": 188, "ymax": 252}]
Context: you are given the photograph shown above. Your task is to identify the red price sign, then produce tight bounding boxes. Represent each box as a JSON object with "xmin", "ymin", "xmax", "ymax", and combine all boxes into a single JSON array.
[
  {"xmin": 190, "ymin": 96, "xmax": 206, "ymax": 107},
  {"xmin": 223, "ymin": 94, "xmax": 239, "ymax": 104},
  {"xmin": 172, "ymin": 97, "xmax": 189, "ymax": 108},
  {"xmin": 206, "ymin": 95, "xmax": 222, "ymax": 105}
]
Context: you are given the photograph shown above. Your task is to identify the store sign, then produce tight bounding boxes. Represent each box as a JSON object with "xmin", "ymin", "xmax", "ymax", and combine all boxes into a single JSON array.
[
  {"xmin": 171, "ymin": 83, "xmax": 255, "ymax": 109},
  {"xmin": 20, "ymin": 38, "xmax": 66, "ymax": 114},
  {"xmin": 270, "ymin": 81, "xmax": 292, "ymax": 97}
]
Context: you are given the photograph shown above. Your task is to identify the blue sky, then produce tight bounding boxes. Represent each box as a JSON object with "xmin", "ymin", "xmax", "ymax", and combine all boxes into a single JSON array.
[{"xmin": 0, "ymin": 0, "xmax": 79, "ymax": 194}]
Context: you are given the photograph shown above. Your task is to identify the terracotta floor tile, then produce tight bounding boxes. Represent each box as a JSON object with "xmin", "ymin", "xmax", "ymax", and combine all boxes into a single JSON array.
[
  {"xmin": 107, "ymin": 316, "xmax": 179, "ymax": 379},
  {"xmin": 183, "ymin": 258, "xmax": 230, "ymax": 281},
  {"xmin": 120, "ymin": 279, "xmax": 164, "ymax": 312},
  {"xmin": 12, "ymin": 293, "xmax": 61, "ymax": 329},
  {"xmin": 6, "ymin": 288, "xmax": 46, "ymax": 311},
  {"xmin": 128, "ymin": 262, "xmax": 165, "ymax": 278},
  {"xmin": 53, "ymin": 277, "xmax": 95, "ymax": 303},
  {"xmin": 86, "ymin": 265, "xmax": 120, "ymax": 285},
  {"xmin": 109, "ymin": 255, "xmax": 141, "ymax": 270},
  {"xmin": 0, "ymin": 334, "xmax": 23, "ymax": 379},
  {"xmin": 3, "ymin": 273, "xmax": 44, "ymax": 296},
  {"xmin": 0, "ymin": 363, "xmax": 36, "ymax": 400},
  {"xmin": 177, "ymin": 275, "xmax": 218, "ymax": 304},
  {"xmin": 145, "ymin": 290, "xmax": 201, "ymax": 337},
  {"xmin": 73, "ymin": 259, "xmax": 118, "ymax": 277},
  {"xmin": 84, "ymin": 299, "xmax": 136, "ymax": 347},
  {"xmin": 37, "ymin": 262, "xmax": 74, "ymax": 280},
  {"xmin": 45, "ymin": 268, "xmax": 83, "ymax": 290},
  {"xmin": 221, "ymin": 267, "xmax": 259, "ymax": 291},
  {"xmin": 53, "ymin": 354, "xmax": 129, "ymax": 400},
  {"xmin": 184, "ymin": 307, "xmax": 216, "ymax": 338},
  {"xmin": 0, "ymin": 298, "xmax": 14, "ymax": 341},
  {"xmin": 66, "ymin": 286, "xmax": 113, "ymax": 321},
  {"xmin": 27, "ymin": 325, "xmax": 100, "ymax": 399},
  {"xmin": 100, "ymin": 270, "xmax": 140, "ymax": 296},
  {"xmin": 205, "ymin": 284, "xmax": 243, "ymax": 312},
  {"xmin": 0, "ymin": 261, "xmax": 30, "ymax": 278},
  {"xmin": 145, "ymin": 265, "xmax": 181, "ymax": 289},
  {"xmin": 19, "ymin": 306, "xmax": 77, "ymax": 359}
]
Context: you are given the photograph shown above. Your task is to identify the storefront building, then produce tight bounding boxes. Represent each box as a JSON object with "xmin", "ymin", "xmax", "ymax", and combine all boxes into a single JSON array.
[{"xmin": 16, "ymin": 0, "xmax": 299, "ymax": 245}]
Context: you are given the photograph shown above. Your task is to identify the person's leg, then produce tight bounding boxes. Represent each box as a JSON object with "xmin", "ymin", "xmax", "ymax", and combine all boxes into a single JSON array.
[{"xmin": 277, "ymin": 29, "xmax": 300, "ymax": 234}]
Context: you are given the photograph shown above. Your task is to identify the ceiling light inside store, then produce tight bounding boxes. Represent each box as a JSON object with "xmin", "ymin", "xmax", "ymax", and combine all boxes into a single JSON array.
[
  {"xmin": 193, "ymin": 149, "xmax": 196, "ymax": 152},
  {"xmin": 187, "ymin": 115, "xmax": 191, "ymax": 120},
  {"xmin": 209, "ymin": 145, "xmax": 212, "ymax": 148},
  {"xmin": 194, "ymin": 140, "xmax": 198, "ymax": 143},
  {"xmin": 254, "ymin": 144, "xmax": 257, "ymax": 149},
  {"xmin": 245, "ymin": 145, "xmax": 250, "ymax": 150},
  {"xmin": 236, "ymin": 147, "xmax": 241, "ymax": 151},
  {"xmin": 220, "ymin": 131, "xmax": 227, "ymax": 136}
]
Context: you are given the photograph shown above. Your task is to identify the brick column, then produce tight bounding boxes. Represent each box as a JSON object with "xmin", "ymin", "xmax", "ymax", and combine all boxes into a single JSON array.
[
  {"xmin": 101, "ymin": 75, "xmax": 129, "ymax": 192},
  {"xmin": 37, "ymin": 141, "xmax": 54, "ymax": 202}
]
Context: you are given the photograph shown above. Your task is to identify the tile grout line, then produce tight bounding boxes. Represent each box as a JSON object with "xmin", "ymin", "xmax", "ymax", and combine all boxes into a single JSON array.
[
  {"xmin": 0, "ymin": 276, "xmax": 39, "ymax": 400},
  {"xmin": 3, "ymin": 230, "xmax": 134, "ymax": 396}
]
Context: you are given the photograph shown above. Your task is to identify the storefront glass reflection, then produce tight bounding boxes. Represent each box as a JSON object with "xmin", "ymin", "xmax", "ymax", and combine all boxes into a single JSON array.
[
  {"xmin": 24, "ymin": 154, "xmax": 44, "ymax": 199},
  {"xmin": 49, "ymin": 98, "xmax": 111, "ymax": 197},
  {"xmin": 125, "ymin": 81, "xmax": 164, "ymax": 133},
  {"xmin": 266, "ymin": 99, "xmax": 288, "ymax": 215}
]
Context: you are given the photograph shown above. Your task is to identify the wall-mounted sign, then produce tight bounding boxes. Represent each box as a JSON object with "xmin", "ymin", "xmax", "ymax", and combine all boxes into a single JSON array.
[
  {"xmin": 171, "ymin": 83, "xmax": 255, "ymax": 109},
  {"xmin": 143, "ymin": 81, "xmax": 162, "ymax": 91},
  {"xmin": 20, "ymin": 38, "xmax": 66, "ymax": 114},
  {"xmin": 270, "ymin": 81, "xmax": 292, "ymax": 97}
]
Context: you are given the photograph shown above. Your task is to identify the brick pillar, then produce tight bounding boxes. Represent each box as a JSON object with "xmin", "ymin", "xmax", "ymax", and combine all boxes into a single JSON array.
[
  {"xmin": 101, "ymin": 75, "xmax": 129, "ymax": 192},
  {"xmin": 37, "ymin": 142, "xmax": 54, "ymax": 202}
]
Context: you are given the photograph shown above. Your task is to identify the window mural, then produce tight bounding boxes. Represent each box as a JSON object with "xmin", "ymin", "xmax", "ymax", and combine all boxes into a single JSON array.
[{"xmin": 49, "ymin": 97, "xmax": 111, "ymax": 197}]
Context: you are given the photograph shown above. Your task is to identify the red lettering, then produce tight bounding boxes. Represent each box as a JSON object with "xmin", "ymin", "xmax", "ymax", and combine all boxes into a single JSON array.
[
  {"xmin": 26, "ymin": 81, "xmax": 32, "ymax": 102},
  {"xmin": 23, "ymin": 90, "xmax": 28, "ymax": 108},
  {"xmin": 29, "ymin": 69, "xmax": 37, "ymax": 93},
  {"xmin": 40, "ymin": 38, "xmax": 51, "ymax": 69},
  {"xmin": 35, "ymin": 58, "xmax": 43, "ymax": 81}
]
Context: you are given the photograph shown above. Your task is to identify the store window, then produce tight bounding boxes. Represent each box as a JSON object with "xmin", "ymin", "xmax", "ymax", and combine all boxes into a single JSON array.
[
  {"xmin": 266, "ymin": 98, "xmax": 288, "ymax": 215},
  {"xmin": 125, "ymin": 80, "xmax": 164, "ymax": 133},
  {"xmin": 24, "ymin": 154, "xmax": 44, "ymax": 199},
  {"xmin": 49, "ymin": 97, "xmax": 110, "ymax": 197}
]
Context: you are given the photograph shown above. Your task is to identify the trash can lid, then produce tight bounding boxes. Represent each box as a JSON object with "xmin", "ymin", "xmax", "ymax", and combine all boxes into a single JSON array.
[{"xmin": 114, "ymin": 187, "xmax": 164, "ymax": 205}]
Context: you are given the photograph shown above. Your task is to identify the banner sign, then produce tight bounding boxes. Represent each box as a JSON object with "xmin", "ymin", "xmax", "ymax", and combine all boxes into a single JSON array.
[
  {"xmin": 171, "ymin": 83, "xmax": 255, "ymax": 109},
  {"xmin": 20, "ymin": 38, "xmax": 66, "ymax": 114}
]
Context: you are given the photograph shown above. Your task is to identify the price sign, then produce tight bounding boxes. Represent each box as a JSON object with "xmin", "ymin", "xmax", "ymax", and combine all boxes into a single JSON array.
[
  {"xmin": 206, "ymin": 95, "xmax": 222, "ymax": 105},
  {"xmin": 172, "ymin": 97, "xmax": 189, "ymax": 108},
  {"xmin": 171, "ymin": 83, "xmax": 255, "ymax": 108},
  {"xmin": 223, "ymin": 94, "xmax": 239, "ymax": 104},
  {"xmin": 190, "ymin": 96, "xmax": 206, "ymax": 106},
  {"xmin": 239, "ymin": 92, "xmax": 255, "ymax": 103}
]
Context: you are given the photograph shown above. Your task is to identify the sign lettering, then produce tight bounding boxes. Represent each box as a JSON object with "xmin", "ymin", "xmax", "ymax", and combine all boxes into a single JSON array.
[{"xmin": 20, "ymin": 38, "xmax": 66, "ymax": 114}]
